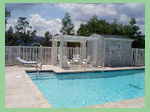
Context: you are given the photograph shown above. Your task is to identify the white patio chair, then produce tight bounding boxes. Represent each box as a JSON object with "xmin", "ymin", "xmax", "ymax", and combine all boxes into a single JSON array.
[
  {"xmin": 82, "ymin": 56, "xmax": 91, "ymax": 67},
  {"xmin": 72, "ymin": 54, "xmax": 80, "ymax": 65},
  {"xmin": 58, "ymin": 54, "xmax": 71, "ymax": 67},
  {"xmin": 58, "ymin": 54, "xmax": 60, "ymax": 63}
]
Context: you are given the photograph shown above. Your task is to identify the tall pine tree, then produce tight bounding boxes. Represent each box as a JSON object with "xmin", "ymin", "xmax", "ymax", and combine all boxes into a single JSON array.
[
  {"xmin": 60, "ymin": 12, "xmax": 75, "ymax": 35},
  {"xmin": 44, "ymin": 31, "xmax": 52, "ymax": 46}
]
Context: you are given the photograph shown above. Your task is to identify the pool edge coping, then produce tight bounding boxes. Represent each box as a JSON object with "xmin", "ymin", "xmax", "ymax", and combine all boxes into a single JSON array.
[
  {"xmin": 26, "ymin": 66, "xmax": 145, "ymax": 74},
  {"xmin": 22, "ymin": 70, "xmax": 53, "ymax": 108}
]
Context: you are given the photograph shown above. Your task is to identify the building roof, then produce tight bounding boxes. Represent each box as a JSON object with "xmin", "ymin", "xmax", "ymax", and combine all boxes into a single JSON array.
[
  {"xmin": 91, "ymin": 34, "xmax": 134, "ymax": 41},
  {"xmin": 97, "ymin": 34, "xmax": 132, "ymax": 40}
]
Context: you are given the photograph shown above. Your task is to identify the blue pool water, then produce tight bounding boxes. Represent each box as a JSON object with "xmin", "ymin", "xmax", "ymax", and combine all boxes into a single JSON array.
[{"xmin": 27, "ymin": 69, "xmax": 145, "ymax": 108}]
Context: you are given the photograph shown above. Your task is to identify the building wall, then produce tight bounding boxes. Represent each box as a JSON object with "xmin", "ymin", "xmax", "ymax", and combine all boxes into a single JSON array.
[
  {"xmin": 104, "ymin": 39, "xmax": 133, "ymax": 67},
  {"xmin": 97, "ymin": 38, "xmax": 104, "ymax": 66},
  {"xmin": 87, "ymin": 38, "xmax": 104, "ymax": 67}
]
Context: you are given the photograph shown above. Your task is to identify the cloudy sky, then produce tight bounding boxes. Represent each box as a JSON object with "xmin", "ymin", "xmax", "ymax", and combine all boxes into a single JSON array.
[{"xmin": 5, "ymin": 3, "xmax": 145, "ymax": 37}]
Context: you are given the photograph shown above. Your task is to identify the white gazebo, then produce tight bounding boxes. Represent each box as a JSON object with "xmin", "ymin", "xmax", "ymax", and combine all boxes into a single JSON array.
[
  {"xmin": 51, "ymin": 34, "xmax": 134, "ymax": 68},
  {"xmin": 51, "ymin": 34, "xmax": 104, "ymax": 68}
]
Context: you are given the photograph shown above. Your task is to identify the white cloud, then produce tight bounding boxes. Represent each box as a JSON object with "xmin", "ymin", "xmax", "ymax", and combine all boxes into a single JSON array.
[
  {"xmin": 74, "ymin": 21, "xmax": 86, "ymax": 33},
  {"xmin": 6, "ymin": 19, "xmax": 17, "ymax": 32},
  {"xmin": 119, "ymin": 14, "xmax": 130, "ymax": 24},
  {"xmin": 29, "ymin": 14, "xmax": 62, "ymax": 36},
  {"xmin": 58, "ymin": 3, "xmax": 118, "ymax": 33},
  {"xmin": 58, "ymin": 3, "xmax": 145, "ymax": 34},
  {"xmin": 54, "ymin": 18, "xmax": 61, "ymax": 23},
  {"xmin": 58, "ymin": 3, "xmax": 117, "ymax": 22},
  {"xmin": 138, "ymin": 25, "xmax": 145, "ymax": 34},
  {"xmin": 6, "ymin": 15, "xmax": 62, "ymax": 36},
  {"xmin": 126, "ymin": 3, "xmax": 139, "ymax": 7},
  {"xmin": 6, "ymin": 3, "xmax": 145, "ymax": 35}
]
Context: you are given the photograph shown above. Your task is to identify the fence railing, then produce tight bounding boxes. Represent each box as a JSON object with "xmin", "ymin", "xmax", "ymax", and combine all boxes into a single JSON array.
[
  {"xmin": 131, "ymin": 48, "xmax": 145, "ymax": 66},
  {"xmin": 5, "ymin": 46, "xmax": 52, "ymax": 66},
  {"xmin": 5, "ymin": 46, "xmax": 145, "ymax": 66},
  {"xmin": 5, "ymin": 46, "xmax": 83, "ymax": 66}
]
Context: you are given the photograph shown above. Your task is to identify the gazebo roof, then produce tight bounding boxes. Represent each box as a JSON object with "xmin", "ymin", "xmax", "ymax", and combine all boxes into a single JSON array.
[
  {"xmin": 51, "ymin": 35, "xmax": 99, "ymax": 42},
  {"xmin": 51, "ymin": 34, "xmax": 134, "ymax": 42}
]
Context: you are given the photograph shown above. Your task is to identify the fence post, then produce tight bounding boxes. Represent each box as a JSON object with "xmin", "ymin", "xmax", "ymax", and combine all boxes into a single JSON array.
[
  {"xmin": 5, "ymin": 47, "xmax": 7, "ymax": 66},
  {"xmin": 40, "ymin": 45, "xmax": 42, "ymax": 62},
  {"xmin": 103, "ymin": 39, "xmax": 105, "ymax": 67},
  {"xmin": 19, "ymin": 45, "xmax": 21, "ymax": 57},
  {"xmin": 23, "ymin": 46, "xmax": 24, "ymax": 59},
  {"xmin": 36, "ymin": 47, "xmax": 37, "ymax": 61},
  {"xmin": 10, "ymin": 47, "xmax": 11, "ymax": 65},
  {"xmin": 30, "ymin": 47, "xmax": 31, "ymax": 60},
  {"xmin": 131, "ymin": 48, "xmax": 133, "ymax": 66},
  {"xmin": 135, "ymin": 48, "xmax": 138, "ymax": 66}
]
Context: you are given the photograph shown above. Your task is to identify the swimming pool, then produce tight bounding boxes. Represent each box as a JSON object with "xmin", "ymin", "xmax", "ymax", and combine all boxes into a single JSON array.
[{"xmin": 27, "ymin": 69, "xmax": 145, "ymax": 108}]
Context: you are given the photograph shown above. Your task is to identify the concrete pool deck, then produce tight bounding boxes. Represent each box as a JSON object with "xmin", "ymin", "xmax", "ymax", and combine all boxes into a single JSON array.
[{"xmin": 5, "ymin": 65, "xmax": 145, "ymax": 108}]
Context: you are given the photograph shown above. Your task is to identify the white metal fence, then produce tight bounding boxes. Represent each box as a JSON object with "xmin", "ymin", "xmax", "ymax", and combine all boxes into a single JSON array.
[
  {"xmin": 5, "ymin": 46, "xmax": 145, "ymax": 66},
  {"xmin": 5, "ymin": 46, "xmax": 84, "ymax": 66},
  {"xmin": 131, "ymin": 48, "xmax": 145, "ymax": 66},
  {"xmin": 5, "ymin": 46, "xmax": 52, "ymax": 66}
]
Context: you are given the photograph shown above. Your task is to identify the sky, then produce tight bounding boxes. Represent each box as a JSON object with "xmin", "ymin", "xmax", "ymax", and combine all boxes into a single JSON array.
[{"xmin": 5, "ymin": 3, "xmax": 145, "ymax": 37}]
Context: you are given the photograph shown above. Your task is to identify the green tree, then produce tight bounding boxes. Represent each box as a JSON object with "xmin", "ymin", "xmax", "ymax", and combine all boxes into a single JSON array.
[
  {"xmin": 87, "ymin": 15, "xmax": 100, "ymax": 35},
  {"xmin": 5, "ymin": 26, "xmax": 18, "ymax": 46},
  {"xmin": 124, "ymin": 18, "xmax": 141, "ymax": 39},
  {"xmin": 44, "ymin": 31, "xmax": 52, "ymax": 46},
  {"xmin": 77, "ymin": 24, "xmax": 90, "ymax": 36},
  {"xmin": 98, "ymin": 19, "xmax": 111, "ymax": 34},
  {"xmin": 111, "ymin": 18, "xmax": 119, "ymax": 35},
  {"xmin": 132, "ymin": 37, "xmax": 145, "ymax": 48},
  {"xmin": 60, "ymin": 12, "xmax": 75, "ymax": 35},
  {"xmin": 14, "ymin": 17, "xmax": 37, "ymax": 45},
  {"xmin": 77, "ymin": 15, "xmax": 100, "ymax": 36},
  {"xmin": 77, "ymin": 16, "xmax": 144, "ymax": 48},
  {"xmin": 5, "ymin": 8, "xmax": 11, "ymax": 30},
  {"xmin": 117, "ymin": 24, "xmax": 124, "ymax": 35},
  {"xmin": 77, "ymin": 15, "xmax": 114, "ymax": 36}
]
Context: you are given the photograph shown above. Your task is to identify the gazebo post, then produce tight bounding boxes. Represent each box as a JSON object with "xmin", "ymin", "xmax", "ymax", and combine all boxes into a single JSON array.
[
  {"xmin": 103, "ymin": 39, "xmax": 105, "ymax": 67},
  {"xmin": 93, "ymin": 39, "xmax": 98, "ymax": 67},
  {"xmin": 80, "ymin": 41, "xmax": 86, "ymax": 59},
  {"xmin": 60, "ymin": 37, "xmax": 64, "ymax": 67},
  {"xmin": 52, "ymin": 39, "xmax": 57, "ymax": 65},
  {"xmin": 60, "ymin": 36, "xmax": 68, "ymax": 68},
  {"xmin": 52, "ymin": 39, "xmax": 54, "ymax": 64}
]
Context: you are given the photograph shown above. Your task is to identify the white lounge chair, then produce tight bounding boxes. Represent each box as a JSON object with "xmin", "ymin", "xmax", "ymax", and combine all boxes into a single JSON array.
[
  {"xmin": 82, "ymin": 56, "xmax": 91, "ymax": 67},
  {"xmin": 16, "ymin": 57, "xmax": 42, "ymax": 69}
]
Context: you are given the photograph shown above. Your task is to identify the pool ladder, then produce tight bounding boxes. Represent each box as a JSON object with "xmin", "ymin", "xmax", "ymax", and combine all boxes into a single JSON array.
[{"xmin": 36, "ymin": 62, "xmax": 42, "ymax": 73}]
